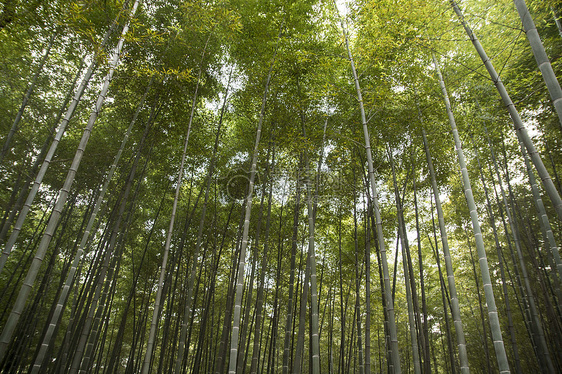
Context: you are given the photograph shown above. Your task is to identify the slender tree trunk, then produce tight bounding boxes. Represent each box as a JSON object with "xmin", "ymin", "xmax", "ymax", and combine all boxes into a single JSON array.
[
  {"xmin": 297, "ymin": 113, "xmax": 325, "ymax": 374},
  {"xmin": 388, "ymin": 148, "xmax": 420, "ymax": 374},
  {"xmin": 428, "ymin": 206, "xmax": 457, "ymax": 374},
  {"xmin": 364, "ymin": 205, "xmax": 372, "ymax": 374},
  {"xmin": 519, "ymin": 141, "xmax": 562, "ymax": 301},
  {"xmin": 282, "ymin": 168, "xmax": 302, "ymax": 374},
  {"xmin": 293, "ymin": 227, "xmax": 311, "ymax": 374},
  {"xmin": 432, "ymin": 51, "xmax": 508, "ymax": 372},
  {"xmin": 514, "ymin": 0, "xmax": 562, "ymax": 131},
  {"xmin": 0, "ymin": 0, "xmax": 133, "ymax": 269},
  {"xmin": 411, "ymin": 155, "xmax": 430, "ymax": 374},
  {"xmin": 172, "ymin": 50, "xmax": 228, "ymax": 374},
  {"xmin": 336, "ymin": 7, "xmax": 401, "ymax": 372},
  {"xmin": 141, "ymin": 44, "xmax": 207, "ymax": 373},
  {"xmin": 489, "ymin": 162, "xmax": 538, "ymax": 365},
  {"xmin": 29, "ymin": 193, "xmax": 92, "ymax": 372},
  {"xmin": 69, "ymin": 112, "xmax": 149, "ymax": 374},
  {"xmin": 0, "ymin": 196, "xmax": 53, "ymax": 323},
  {"xmin": 413, "ymin": 97, "xmax": 433, "ymax": 374},
  {"xmin": 190, "ymin": 93, "xmax": 234, "ymax": 373},
  {"xmin": 353, "ymin": 192, "xmax": 365, "ymax": 374},
  {"xmin": 450, "ymin": 0, "xmax": 562, "ymax": 221},
  {"xmin": 498, "ymin": 143, "xmax": 556, "ymax": 373},
  {"xmin": 553, "ymin": 7, "xmax": 562, "ymax": 39},
  {"xmin": 237, "ymin": 154, "xmax": 271, "ymax": 374},
  {"xmin": 0, "ymin": 33, "xmax": 55, "ymax": 164},
  {"xmin": 87, "ymin": 126, "xmax": 154, "ymax": 374},
  {"xmin": 215, "ymin": 204, "xmax": 245, "ymax": 374},
  {"xmin": 472, "ymin": 138, "xmax": 522, "ymax": 374},
  {"xmin": 0, "ymin": 171, "xmax": 24, "ymax": 241},
  {"xmin": 520, "ymin": 214, "xmax": 562, "ymax": 369},
  {"xmin": 57, "ymin": 213, "xmax": 111, "ymax": 372},
  {"xmin": 328, "ymin": 296, "xmax": 334, "ymax": 374},
  {"xmin": 79, "ymin": 231, "xmax": 127, "ymax": 374},
  {"xmin": 422, "ymin": 127, "xmax": 470, "ymax": 373},
  {"xmin": 338, "ymin": 212, "xmax": 346, "ymax": 374},
  {"xmin": 0, "ymin": 1, "xmax": 140, "ymax": 361},
  {"xmin": 363, "ymin": 176, "xmax": 391, "ymax": 374},
  {"xmin": 0, "ymin": 58, "xmax": 84, "ymax": 246},
  {"xmin": 30, "ymin": 77, "xmax": 154, "ymax": 374},
  {"xmin": 465, "ymin": 228, "xmax": 493, "ymax": 373},
  {"xmin": 266, "ymin": 202, "xmax": 285, "ymax": 374},
  {"xmin": 228, "ymin": 24, "xmax": 282, "ymax": 374},
  {"xmin": 249, "ymin": 145, "xmax": 275, "ymax": 374},
  {"xmin": 307, "ymin": 144, "xmax": 323, "ymax": 374},
  {"xmin": 106, "ymin": 179, "xmax": 169, "ymax": 374},
  {"xmin": 1, "ymin": 192, "xmax": 77, "ymax": 372}
]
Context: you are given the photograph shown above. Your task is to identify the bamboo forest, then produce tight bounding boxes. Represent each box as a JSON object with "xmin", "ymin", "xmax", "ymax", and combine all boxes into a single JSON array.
[{"xmin": 2, "ymin": 0, "xmax": 562, "ymax": 372}]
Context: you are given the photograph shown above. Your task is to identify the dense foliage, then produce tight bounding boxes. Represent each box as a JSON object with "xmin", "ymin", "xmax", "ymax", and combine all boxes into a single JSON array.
[{"xmin": 0, "ymin": 0, "xmax": 561, "ymax": 373}]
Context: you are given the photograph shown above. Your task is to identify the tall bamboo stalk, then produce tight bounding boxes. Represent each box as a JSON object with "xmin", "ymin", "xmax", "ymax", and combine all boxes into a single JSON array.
[
  {"xmin": 336, "ymin": 6, "xmax": 401, "ymax": 371},
  {"xmin": 413, "ymin": 97, "xmax": 432, "ymax": 374},
  {"xmin": 472, "ymin": 136, "xmax": 522, "ymax": 374},
  {"xmin": 513, "ymin": 0, "xmax": 562, "ymax": 131},
  {"xmin": 69, "ymin": 99, "xmax": 150, "ymax": 374},
  {"xmin": 0, "ymin": 33, "xmax": 55, "ymax": 164},
  {"xmin": 298, "ymin": 116, "xmax": 327, "ymax": 374},
  {"xmin": 465, "ymin": 228, "xmax": 493, "ymax": 373},
  {"xmin": 228, "ymin": 24, "xmax": 282, "ymax": 374},
  {"xmin": 431, "ymin": 52, "xmax": 507, "ymax": 373},
  {"xmin": 30, "ymin": 79, "xmax": 153, "ymax": 373},
  {"xmin": 282, "ymin": 167, "xmax": 302, "ymax": 374},
  {"xmin": 495, "ymin": 139, "xmax": 556, "ymax": 373},
  {"xmin": 519, "ymin": 140, "xmax": 562, "ymax": 296},
  {"xmin": 388, "ymin": 147, "xmax": 420, "ymax": 374},
  {"xmin": 141, "ymin": 34, "xmax": 211, "ymax": 374},
  {"xmin": 553, "ymin": 7, "xmax": 562, "ymax": 39},
  {"xmin": 450, "ymin": 0, "xmax": 562, "ymax": 221},
  {"xmin": 0, "ymin": 0, "xmax": 140, "ymax": 361},
  {"xmin": 364, "ymin": 202, "xmax": 372, "ymax": 374},
  {"xmin": 0, "ymin": 57, "xmax": 84, "ymax": 246},
  {"xmin": 422, "ymin": 127, "xmax": 469, "ymax": 374},
  {"xmin": 428, "ymin": 225, "xmax": 456, "ymax": 374},
  {"xmin": 249, "ymin": 144, "xmax": 275, "ymax": 374},
  {"xmin": 0, "ymin": 1, "xmax": 132, "ymax": 272}
]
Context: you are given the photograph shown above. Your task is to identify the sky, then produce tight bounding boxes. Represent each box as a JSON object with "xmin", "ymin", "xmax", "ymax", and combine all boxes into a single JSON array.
[{"xmin": 335, "ymin": 0, "xmax": 349, "ymax": 17}]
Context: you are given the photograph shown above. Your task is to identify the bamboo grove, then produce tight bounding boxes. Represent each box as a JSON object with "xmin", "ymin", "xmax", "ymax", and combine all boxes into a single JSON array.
[{"xmin": 0, "ymin": 0, "xmax": 561, "ymax": 373}]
